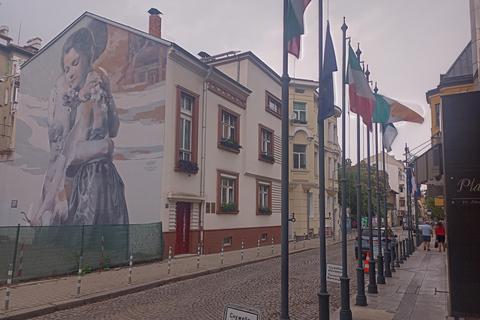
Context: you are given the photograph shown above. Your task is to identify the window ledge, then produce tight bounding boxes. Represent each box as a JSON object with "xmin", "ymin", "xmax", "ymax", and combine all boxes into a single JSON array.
[
  {"xmin": 259, "ymin": 155, "xmax": 275, "ymax": 164},
  {"xmin": 217, "ymin": 210, "xmax": 239, "ymax": 214},
  {"xmin": 218, "ymin": 143, "xmax": 241, "ymax": 154},
  {"xmin": 292, "ymin": 168, "xmax": 310, "ymax": 173},
  {"xmin": 256, "ymin": 211, "xmax": 273, "ymax": 216},
  {"xmin": 291, "ymin": 120, "xmax": 308, "ymax": 126},
  {"xmin": 266, "ymin": 108, "xmax": 282, "ymax": 119}
]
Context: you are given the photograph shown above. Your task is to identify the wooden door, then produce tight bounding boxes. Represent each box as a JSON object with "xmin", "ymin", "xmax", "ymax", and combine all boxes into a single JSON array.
[{"xmin": 175, "ymin": 202, "xmax": 190, "ymax": 254}]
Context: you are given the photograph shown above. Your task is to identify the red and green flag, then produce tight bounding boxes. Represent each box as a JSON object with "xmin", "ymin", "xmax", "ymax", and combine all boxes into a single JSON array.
[
  {"xmin": 346, "ymin": 44, "xmax": 376, "ymax": 131},
  {"xmin": 287, "ymin": 0, "xmax": 312, "ymax": 58}
]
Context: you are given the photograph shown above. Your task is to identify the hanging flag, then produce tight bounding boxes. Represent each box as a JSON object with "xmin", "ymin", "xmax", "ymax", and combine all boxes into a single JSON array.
[
  {"xmin": 287, "ymin": 0, "xmax": 312, "ymax": 58},
  {"xmin": 382, "ymin": 123, "xmax": 397, "ymax": 152},
  {"xmin": 318, "ymin": 21, "xmax": 337, "ymax": 122},
  {"xmin": 373, "ymin": 93, "xmax": 424, "ymax": 124},
  {"xmin": 414, "ymin": 183, "xmax": 422, "ymax": 200},
  {"xmin": 406, "ymin": 168, "xmax": 413, "ymax": 193},
  {"xmin": 346, "ymin": 44, "xmax": 376, "ymax": 131}
]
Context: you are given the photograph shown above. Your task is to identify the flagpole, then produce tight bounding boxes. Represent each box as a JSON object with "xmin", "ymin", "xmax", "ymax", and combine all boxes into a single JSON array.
[
  {"xmin": 340, "ymin": 17, "xmax": 353, "ymax": 320},
  {"xmin": 365, "ymin": 66, "xmax": 378, "ymax": 294},
  {"xmin": 382, "ymin": 129, "xmax": 392, "ymax": 277},
  {"xmin": 317, "ymin": 1, "xmax": 330, "ymax": 319},
  {"xmin": 280, "ymin": 0, "xmax": 291, "ymax": 319},
  {"xmin": 374, "ymin": 83, "xmax": 386, "ymax": 285},
  {"xmin": 354, "ymin": 44, "xmax": 367, "ymax": 307}
]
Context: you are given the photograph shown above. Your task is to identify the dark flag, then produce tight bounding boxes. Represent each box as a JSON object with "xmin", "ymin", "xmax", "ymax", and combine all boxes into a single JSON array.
[{"xmin": 318, "ymin": 21, "xmax": 337, "ymax": 123}]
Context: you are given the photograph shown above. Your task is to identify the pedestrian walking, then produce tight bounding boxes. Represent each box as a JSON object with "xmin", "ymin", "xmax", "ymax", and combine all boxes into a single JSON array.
[
  {"xmin": 420, "ymin": 221, "xmax": 433, "ymax": 251},
  {"xmin": 435, "ymin": 221, "xmax": 446, "ymax": 252}
]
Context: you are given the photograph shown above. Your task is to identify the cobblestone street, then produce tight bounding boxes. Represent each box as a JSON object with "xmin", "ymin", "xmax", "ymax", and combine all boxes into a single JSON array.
[{"xmin": 31, "ymin": 240, "xmax": 358, "ymax": 320}]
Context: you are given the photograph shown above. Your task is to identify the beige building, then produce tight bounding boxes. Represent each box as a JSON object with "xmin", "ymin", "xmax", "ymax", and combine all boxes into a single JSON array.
[
  {"xmin": 0, "ymin": 25, "xmax": 39, "ymax": 160},
  {"xmin": 288, "ymin": 78, "xmax": 341, "ymax": 240},
  {"xmin": 366, "ymin": 152, "xmax": 406, "ymax": 226}
]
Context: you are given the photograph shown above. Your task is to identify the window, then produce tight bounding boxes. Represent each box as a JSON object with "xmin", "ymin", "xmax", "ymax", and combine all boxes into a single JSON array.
[
  {"xmin": 218, "ymin": 107, "xmax": 241, "ymax": 153},
  {"xmin": 334, "ymin": 159, "xmax": 338, "ymax": 180},
  {"xmin": 400, "ymin": 200, "xmax": 406, "ymax": 207},
  {"xmin": 327, "ymin": 196, "xmax": 332, "ymax": 218},
  {"xmin": 259, "ymin": 125, "xmax": 274, "ymax": 163},
  {"xmin": 314, "ymin": 151, "xmax": 318, "ymax": 176},
  {"xmin": 261, "ymin": 233, "xmax": 268, "ymax": 241},
  {"xmin": 223, "ymin": 236, "xmax": 232, "ymax": 246},
  {"xmin": 333, "ymin": 125, "xmax": 338, "ymax": 144},
  {"xmin": 293, "ymin": 102, "xmax": 307, "ymax": 122},
  {"xmin": 217, "ymin": 170, "xmax": 239, "ymax": 213},
  {"xmin": 175, "ymin": 87, "xmax": 199, "ymax": 173},
  {"xmin": 400, "ymin": 186, "xmax": 404, "ymax": 193},
  {"xmin": 257, "ymin": 179, "xmax": 272, "ymax": 214},
  {"xmin": 328, "ymin": 157, "xmax": 333, "ymax": 179},
  {"xmin": 4, "ymin": 88, "xmax": 8, "ymax": 105},
  {"xmin": 266, "ymin": 91, "xmax": 281, "ymax": 118},
  {"xmin": 328, "ymin": 122, "xmax": 332, "ymax": 142},
  {"xmin": 293, "ymin": 144, "xmax": 307, "ymax": 169},
  {"xmin": 308, "ymin": 192, "xmax": 314, "ymax": 218},
  {"xmin": 435, "ymin": 103, "xmax": 440, "ymax": 128}
]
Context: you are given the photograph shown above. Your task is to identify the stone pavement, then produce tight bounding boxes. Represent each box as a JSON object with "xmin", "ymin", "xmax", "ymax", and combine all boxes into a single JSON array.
[{"xmin": 0, "ymin": 229, "xmax": 457, "ymax": 320}]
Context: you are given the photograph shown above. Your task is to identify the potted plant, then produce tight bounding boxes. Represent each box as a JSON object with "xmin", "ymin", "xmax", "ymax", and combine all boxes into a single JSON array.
[
  {"xmin": 291, "ymin": 119, "xmax": 307, "ymax": 125},
  {"xmin": 258, "ymin": 205, "xmax": 272, "ymax": 213},
  {"xmin": 260, "ymin": 152, "xmax": 275, "ymax": 163},
  {"xmin": 220, "ymin": 137, "xmax": 242, "ymax": 150},
  {"xmin": 177, "ymin": 159, "xmax": 199, "ymax": 174},
  {"xmin": 221, "ymin": 202, "xmax": 238, "ymax": 212},
  {"xmin": 0, "ymin": 148, "xmax": 14, "ymax": 155}
]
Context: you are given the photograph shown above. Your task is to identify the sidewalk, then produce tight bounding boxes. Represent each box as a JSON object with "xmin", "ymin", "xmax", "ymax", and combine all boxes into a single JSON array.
[
  {"xmin": 332, "ymin": 237, "xmax": 453, "ymax": 320},
  {"xmin": 0, "ymin": 231, "xmax": 454, "ymax": 320}
]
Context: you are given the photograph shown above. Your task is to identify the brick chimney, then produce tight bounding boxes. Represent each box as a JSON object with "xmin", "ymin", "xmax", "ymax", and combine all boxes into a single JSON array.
[{"xmin": 148, "ymin": 8, "xmax": 162, "ymax": 38}]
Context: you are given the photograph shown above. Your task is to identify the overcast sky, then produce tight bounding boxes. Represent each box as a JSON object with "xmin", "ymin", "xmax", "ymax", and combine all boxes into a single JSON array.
[{"xmin": 0, "ymin": 0, "xmax": 471, "ymax": 163}]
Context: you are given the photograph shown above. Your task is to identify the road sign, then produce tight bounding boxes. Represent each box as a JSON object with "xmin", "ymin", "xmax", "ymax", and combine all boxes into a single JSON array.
[
  {"xmin": 326, "ymin": 263, "xmax": 342, "ymax": 283},
  {"xmin": 223, "ymin": 303, "xmax": 262, "ymax": 320}
]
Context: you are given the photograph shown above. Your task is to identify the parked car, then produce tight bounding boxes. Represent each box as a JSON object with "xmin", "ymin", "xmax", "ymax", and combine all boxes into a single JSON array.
[{"xmin": 354, "ymin": 228, "xmax": 397, "ymax": 259}]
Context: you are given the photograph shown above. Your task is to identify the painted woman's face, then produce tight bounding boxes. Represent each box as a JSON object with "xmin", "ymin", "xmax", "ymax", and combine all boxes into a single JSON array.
[
  {"xmin": 50, "ymin": 134, "xmax": 64, "ymax": 160},
  {"xmin": 63, "ymin": 48, "xmax": 86, "ymax": 90}
]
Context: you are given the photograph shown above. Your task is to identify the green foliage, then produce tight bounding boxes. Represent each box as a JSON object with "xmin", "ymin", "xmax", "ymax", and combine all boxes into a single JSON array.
[
  {"xmin": 258, "ymin": 205, "xmax": 272, "ymax": 213},
  {"xmin": 221, "ymin": 202, "xmax": 238, "ymax": 212},
  {"xmin": 423, "ymin": 195, "xmax": 445, "ymax": 220},
  {"xmin": 81, "ymin": 265, "xmax": 92, "ymax": 276},
  {"xmin": 338, "ymin": 159, "xmax": 391, "ymax": 220},
  {"xmin": 220, "ymin": 137, "xmax": 242, "ymax": 150}
]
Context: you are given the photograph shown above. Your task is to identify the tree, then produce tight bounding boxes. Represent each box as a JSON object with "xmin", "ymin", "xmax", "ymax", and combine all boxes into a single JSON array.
[
  {"xmin": 338, "ymin": 159, "xmax": 390, "ymax": 221},
  {"xmin": 423, "ymin": 195, "xmax": 445, "ymax": 220}
]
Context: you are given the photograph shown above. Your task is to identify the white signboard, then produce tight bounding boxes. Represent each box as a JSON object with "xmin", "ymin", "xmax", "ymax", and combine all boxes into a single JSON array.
[
  {"xmin": 327, "ymin": 263, "xmax": 342, "ymax": 283},
  {"xmin": 223, "ymin": 303, "xmax": 262, "ymax": 320}
]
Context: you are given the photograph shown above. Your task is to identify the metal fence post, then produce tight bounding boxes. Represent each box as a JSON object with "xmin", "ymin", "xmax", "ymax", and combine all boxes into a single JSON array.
[
  {"xmin": 167, "ymin": 246, "xmax": 172, "ymax": 275},
  {"xmin": 77, "ymin": 256, "xmax": 82, "ymax": 295},
  {"xmin": 80, "ymin": 224, "xmax": 85, "ymax": 257},
  {"xmin": 100, "ymin": 235, "xmax": 104, "ymax": 272},
  {"xmin": 11, "ymin": 224, "xmax": 20, "ymax": 279},
  {"xmin": 271, "ymin": 236, "xmax": 274, "ymax": 255},
  {"xmin": 197, "ymin": 243, "xmax": 200, "ymax": 269},
  {"xmin": 257, "ymin": 237, "xmax": 260, "ymax": 257},
  {"xmin": 221, "ymin": 242, "xmax": 224, "ymax": 265},
  {"xmin": 17, "ymin": 243, "xmax": 24, "ymax": 278},
  {"xmin": 128, "ymin": 251, "xmax": 133, "ymax": 284},
  {"xmin": 4, "ymin": 263, "xmax": 12, "ymax": 310},
  {"xmin": 241, "ymin": 239, "xmax": 244, "ymax": 260}
]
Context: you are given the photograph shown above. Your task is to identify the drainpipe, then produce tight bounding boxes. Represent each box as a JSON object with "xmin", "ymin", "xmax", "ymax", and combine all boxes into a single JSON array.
[{"xmin": 200, "ymin": 67, "xmax": 212, "ymax": 253}]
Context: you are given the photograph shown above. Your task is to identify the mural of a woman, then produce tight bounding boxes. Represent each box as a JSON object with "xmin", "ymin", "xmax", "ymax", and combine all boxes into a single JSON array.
[{"xmin": 36, "ymin": 21, "xmax": 129, "ymax": 226}]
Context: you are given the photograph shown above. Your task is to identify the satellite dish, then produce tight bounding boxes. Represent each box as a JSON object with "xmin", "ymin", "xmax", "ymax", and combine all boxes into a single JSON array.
[{"xmin": 288, "ymin": 113, "xmax": 297, "ymax": 120}]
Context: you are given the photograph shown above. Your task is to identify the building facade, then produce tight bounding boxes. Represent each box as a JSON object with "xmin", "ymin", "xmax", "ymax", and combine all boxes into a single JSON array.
[
  {"xmin": 288, "ymin": 78, "xmax": 341, "ymax": 240},
  {"xmin": 0, "ymin": 11, "xmax": 282, "ymax": 256},
  {"xmin": 0, "ymin": 25, "xmax": 39, "ymax": 160}
]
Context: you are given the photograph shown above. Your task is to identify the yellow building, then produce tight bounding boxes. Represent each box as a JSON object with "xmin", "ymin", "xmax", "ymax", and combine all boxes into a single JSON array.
[
  {"xmin": 289, "ymin": 78, "xmax": 341, "ymax": 239},
  {"xmin": 0, "ymin": 25, "xmax": 39, "ymax": 160}
]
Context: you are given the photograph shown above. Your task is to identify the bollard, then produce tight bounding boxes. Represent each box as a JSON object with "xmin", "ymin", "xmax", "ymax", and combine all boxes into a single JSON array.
[
  {"xmin": 271, "ymin": 236, "xmax": 274, "ymax": 255},
  {"xmin": 221, "ymin": 242, "xmax": 224, "ymax": 265},
  {"xmin": 390, "ymin": 243, "xmax": 396, "ymax": 272},
  {"xmin": 4, "ymin": 263, "xmax": 12, "ymax": 310},
  {"xmin": 128, "ymin": 251, "xmax": 133, "ymax": 285},
  {"xmin": 167, "ymin": 246, "xmax": 172, "ymax": 275},
  {"xmin": 257, "ymin": 237, "xmax": 260, "ymax": 257},
  {"xmin": 303, "ymin": 233, "xmax": 305, "ymax": 248},
  {"xmin": 197, "ymin": 243, "xmax": 200, "ymax": 269},
  {"xmin": 17, "ymin": 243, "xmax": 24, "ymax": 278},
  {"xmin": 395, "ymin": 241, "xmax": 401, "ymax": 267},
  {"xmin": 294, "ymin": 238, "xmax": 296, "ymax": 250},
  {"xmin": 241, "ymin": 239, "xmax": 244, "ymax": 260},
  {"xmin": 77, "ymin": 256, "xmax": 82, "ymax": 295},
  {"xmin": 100, "ymin": 235, "xmax": 104, "ymax": 273}
]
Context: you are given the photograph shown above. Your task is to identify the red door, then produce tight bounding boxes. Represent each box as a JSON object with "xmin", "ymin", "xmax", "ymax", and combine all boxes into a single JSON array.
[{"xmin": 175, "ymin": 202, "xmax": 191, "ymax": 254}]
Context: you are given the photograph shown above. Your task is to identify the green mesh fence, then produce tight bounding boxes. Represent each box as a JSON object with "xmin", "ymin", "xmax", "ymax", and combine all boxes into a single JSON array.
[{"xmin": 0, "ymin": 222, "xmax": 164, "ymax": 283}]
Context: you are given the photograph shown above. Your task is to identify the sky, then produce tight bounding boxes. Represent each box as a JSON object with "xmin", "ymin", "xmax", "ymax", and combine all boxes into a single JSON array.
[{"xmin": 0, "ymin": 0, "xmax": 472, "ymax": 163}]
